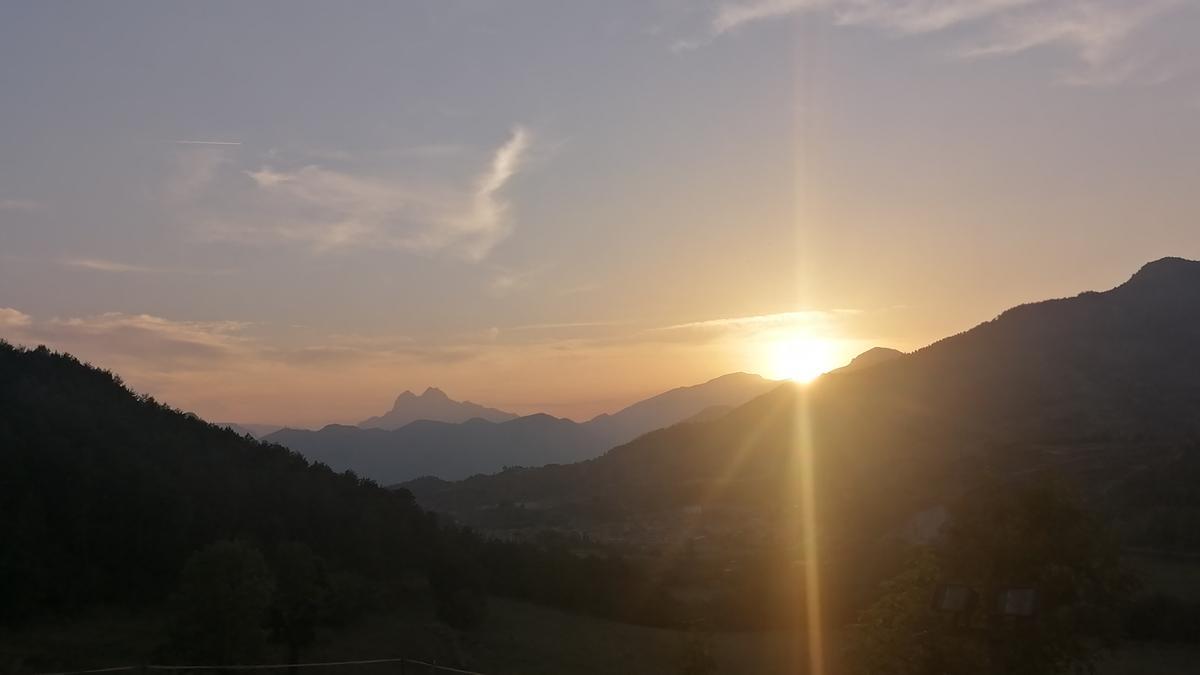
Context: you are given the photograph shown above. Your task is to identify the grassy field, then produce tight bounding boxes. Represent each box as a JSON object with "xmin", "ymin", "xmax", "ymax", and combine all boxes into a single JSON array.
[
  {"xmin": 4, "ymin": 597, "xmax": 1197, "ymax": 675},
  {"xmin": 1124, "ymin": 552, "xmax": 1200, "ymax": 601},
  {"xmin": 309, "ymin": 599, "xmax": 812, "ymax": 675}
]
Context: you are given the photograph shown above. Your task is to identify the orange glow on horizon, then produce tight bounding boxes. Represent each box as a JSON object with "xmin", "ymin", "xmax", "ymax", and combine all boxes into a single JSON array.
[{"xmin": 760, "ymin": 335, "xmax": 840, "ymax": 383}]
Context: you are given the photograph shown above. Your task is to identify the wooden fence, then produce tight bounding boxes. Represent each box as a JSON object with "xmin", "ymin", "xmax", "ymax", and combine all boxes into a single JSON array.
[{"xmin": 33, "ymin": 658, "xmax": 483, "ymax": 675}]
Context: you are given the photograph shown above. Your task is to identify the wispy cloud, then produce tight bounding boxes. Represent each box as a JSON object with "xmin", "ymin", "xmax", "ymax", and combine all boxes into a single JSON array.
[
  {"xmin": 59, "ymin": 258, "xmax": 231, "ymax": 276},
  {"xmin": 32, "ymin": 312, "xmax": 250, "ymax": 365},
  {"xmin": 660, "ymin": 309, "xmax": 858, "ymax": 332},
  {"xmin": 200, "ymin": 126, "xmax": 533, "ymax": 261},
  {"xmin": 712, "ymin": 0, "xmax": 1035, "ymax": 35},
  {"xmin": 711, "ymin": 0, "xmax": 820, "ymax": 35},
  {"xmin": 0, "ymin": 307, "xmax": 33, "ymax": 329},
  {"xmin": 462, "ymin": 126, "xmax": 532, "ymax": 260},
  {"xmin": 0, "ymin": 306, "xmax": 494, "ymax": 422},
  {"xmin": 693, "ymin": 0, "xmax": 1186, "ymax": 85},
  {"xmin": 486, "ymin": 261, "xmax": 552, "ymax": 298},
  {"xmin": 487, "ymin": 269, "xmax": 533, "ymax": 297},
  {"xmin": 0, "ymin": 307, "xmax": 481, "ymax": 375},
  {"xmin": 956, "ymin": 0, "xmax": 1183, "ymax": 85},
  {"xmin": 167, "ymin": 145, "xmax": 234, "ymax": 202},
  {"xmin": 0, "ymin": 199, "xmax": 45, "ymax": 213},
  {"xmin": 61, "ymin": 258, "xmax": 159, "ymax": 274},
  {"xmin": 504, "ymin": 319, "xmax": 628, "ymax": 333}
]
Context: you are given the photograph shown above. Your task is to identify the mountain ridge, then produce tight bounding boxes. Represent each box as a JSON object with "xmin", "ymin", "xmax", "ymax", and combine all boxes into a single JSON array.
[
  {"xmin": 408, "ymin": 257, "xmax": 1200, "ymax": 552},
  {"xmin": 267, "ymin": 372, "xmax": 781, "ymax": 483}
]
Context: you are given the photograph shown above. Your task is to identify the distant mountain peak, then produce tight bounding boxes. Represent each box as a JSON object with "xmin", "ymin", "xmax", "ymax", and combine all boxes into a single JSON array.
[
  {"xmin": 361, "ymin": 387, "xmax": 518, "ymax": 430},
  {"xmin": 1123, "ymin": 256, "xmax": 1200, "ymax": 289},
  {"xmin": 833, "ymin": 347, "xmax": 905, "ymax": 375},
  {"xmin": 702, "ymin": 371, "xmax": 773, "ymax": 385},
  {"xmin": 584, "ymin": 370, "xmax": 782, "ymax": 440}
]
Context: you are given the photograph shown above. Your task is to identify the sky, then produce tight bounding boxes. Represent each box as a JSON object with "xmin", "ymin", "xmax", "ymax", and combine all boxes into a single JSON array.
[{"xmin": 2, "ymin": 0, "xmax": 1200, "ymax": 426}]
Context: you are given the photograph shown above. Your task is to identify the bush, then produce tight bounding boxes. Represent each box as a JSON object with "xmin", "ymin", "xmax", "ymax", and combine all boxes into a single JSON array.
[{"xmin": 168, "ymin": 541, "xmax": 274, "ymax": 664}]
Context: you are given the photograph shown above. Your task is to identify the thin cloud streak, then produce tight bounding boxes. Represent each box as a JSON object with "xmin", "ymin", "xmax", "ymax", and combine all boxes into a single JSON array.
[
  {"xmin": 697, "ymin": 0, "xmax": 1187, "ymax": 85},
  {"xmin": 61, "ymin": 258, "xmax": 159, "ymax": 274},
  {"xmin": 708, "ymin": 0, "xmax": 1035, "ymax": 37},
  {"xmin": 0, "ymin": 199, "xmax": 44, "ymax": 213},
  {"xmin": 174, "ymin": 140, "xmax": 243, "ymax": 145},
  {"xmin": 59, "ymin": 258, "xmax": 233, "ymax": 276},
  {"xmin": 660, "ymin": 309, "xmax": 859, "ymax": 332}
]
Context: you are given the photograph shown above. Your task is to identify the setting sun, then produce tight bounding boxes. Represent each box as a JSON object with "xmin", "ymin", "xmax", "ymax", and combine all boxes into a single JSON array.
[{"xmin": 762, "ymin": 336, "xmax": 839, "ymax": 383}]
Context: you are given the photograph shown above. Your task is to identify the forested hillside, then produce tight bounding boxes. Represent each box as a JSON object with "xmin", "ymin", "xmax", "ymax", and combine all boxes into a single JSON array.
[{"xmin": 0, "ymin": 343, "xmax": 442, "ymax": 623}]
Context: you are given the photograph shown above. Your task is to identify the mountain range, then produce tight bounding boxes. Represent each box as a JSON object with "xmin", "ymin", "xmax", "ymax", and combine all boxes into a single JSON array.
[
  {"xmin": 5, "ymin": 255, "xmax": 1200, "ymax": 652},
  {"xmin": 407, "ymin": 257, "xmax": 1200, "ymax": 554},
  {"xmin": 265, "ymin": 372, "xmax": 781, "ymax": 483}
]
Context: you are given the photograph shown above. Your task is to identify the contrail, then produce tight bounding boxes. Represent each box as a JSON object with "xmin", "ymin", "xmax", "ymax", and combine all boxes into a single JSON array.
[{"xmin": 173, "ymin": 140, "xmax": 242, "ymax": 146}]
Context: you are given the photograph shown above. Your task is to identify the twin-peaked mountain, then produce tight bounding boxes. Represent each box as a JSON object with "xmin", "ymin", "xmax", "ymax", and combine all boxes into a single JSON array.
[
  {"xmin": 409, "ymin": 258, "xmax": 1200, "ymax": 553},
  {"xmin": 265, "ymin": 372, "xmax": 781, "ymax": 483},
  {"xmin": 215, "ymin": 388, "xmax": 513, "ymax": 440},
  {"xmin": 358, "ymin": 387, "xmax": 519, "ymax": 429}
]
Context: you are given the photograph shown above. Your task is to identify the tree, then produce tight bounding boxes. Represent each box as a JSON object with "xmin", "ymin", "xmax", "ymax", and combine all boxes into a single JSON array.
[
  {"xmin": 429, "ymin": 554, "xmax": 488, "ymax": 631},
  {"xmin": 851, "ymin": 483, "xmax": 1133, "ymax": 675},
  {"xmin": 268, "ymin": 543, "xmax": 328, "ymax": 668},
  {"xmin": 169, "ymin": 541, "xmax": 275, "ymax": 665}
]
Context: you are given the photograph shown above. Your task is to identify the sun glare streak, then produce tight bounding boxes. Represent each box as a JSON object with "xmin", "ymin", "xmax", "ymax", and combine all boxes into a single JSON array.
[
  {"xmin": 635, "ymin": 393, "xmax": 792, "ymax": 605},
  {"xmin": 790, "ymin": 20, "xmax": 829, "ymax": 671},
  {"xmin": 796, "ymin": 386, "xmax": 826, "ymax": 675}
]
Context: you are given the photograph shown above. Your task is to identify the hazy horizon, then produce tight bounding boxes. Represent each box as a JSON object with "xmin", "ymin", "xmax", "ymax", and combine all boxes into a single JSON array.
[{"xmin": 4, "ymin": 1, "xmax": 1200, "ymax": 426}]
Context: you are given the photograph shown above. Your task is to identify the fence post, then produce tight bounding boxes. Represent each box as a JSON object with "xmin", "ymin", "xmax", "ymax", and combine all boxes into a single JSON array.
[{"xmin": 399, "ymin": 658, "xmax": 406, "ymax": 675}]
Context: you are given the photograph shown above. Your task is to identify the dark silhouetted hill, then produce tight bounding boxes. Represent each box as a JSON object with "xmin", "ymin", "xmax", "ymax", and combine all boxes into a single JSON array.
[
  {"xmin": 358, "ymin": 387, "xmax": 518, "ymax": 429},
  {"xmin": 0, "ymin": 343, "xmax": 441, "ymax": 622}
]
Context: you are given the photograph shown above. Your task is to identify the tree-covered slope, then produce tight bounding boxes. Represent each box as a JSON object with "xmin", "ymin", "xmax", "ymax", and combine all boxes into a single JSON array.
[{"xmin": 0, "ymin": 343, "xmax": 439, "ymax": 623}]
